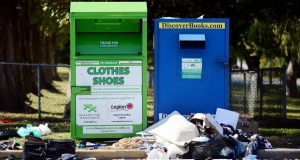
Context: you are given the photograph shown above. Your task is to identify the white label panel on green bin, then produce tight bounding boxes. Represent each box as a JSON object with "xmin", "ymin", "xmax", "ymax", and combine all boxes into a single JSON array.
[
  {"xmin": 91, "ymin": 86, "xmax": 141, "ymax": 95},
  {"xmin": 83, "ymin": 126, "xmax": 133, "ymax": 134},
  {"xmin": 75, "ymin": 60, "xmax": 142, "ymax": 126},
  {"xmin": 182, "ymin": 58, "xmax": 202, "ymax": 79},
  {"xmin": 75, "ymin": 60, "xmax": 142, "ymax": 86},
  {"xmin": 76, "ymin": 95, "xmax": 142, "ymax": 125}
]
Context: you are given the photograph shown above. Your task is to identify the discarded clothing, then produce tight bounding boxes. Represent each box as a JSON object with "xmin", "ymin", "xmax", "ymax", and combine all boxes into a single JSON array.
[
  {"xmin": 245, "ymin": 135, "xmax": 272, "ymax": 156},
  {"xmin": 56, "ymin": 153, "xmax": 96, "ymax": 160},
  {"xmin": 220, "ymin": 123, "xmax": 235, "ymax": 135}
]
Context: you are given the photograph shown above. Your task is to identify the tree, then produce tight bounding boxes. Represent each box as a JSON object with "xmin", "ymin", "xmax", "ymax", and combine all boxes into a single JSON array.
[
  {"xmin": 276, "ymin": 18, "xmax": 300, "ymax": 97},
  {"xmin": 0, "ymin": 0, "xmax": 70, "ymax": 112},
  {"xmin": 227, "ymin": 0, "xmax": 300, "ymax": 97},
  {"xmin": 0, "ymin": 0, "xmax": 27, "ymax": 112},
  {"xmin": 256, "ymin": 0, "xmax": 300, "ymax": 98},
  {"xmin": 147, "ymin": 0, "xmax": 227, "ymax": 50}
]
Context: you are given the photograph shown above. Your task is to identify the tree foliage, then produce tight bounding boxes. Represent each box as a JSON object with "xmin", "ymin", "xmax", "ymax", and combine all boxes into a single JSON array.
[
  {"xmin": 227, "ymin": 0, "xmax": 300, "ymax": 97},
  {"xmin": 0, "ymin": 0, "xmax": 70, "ymax": 112}
]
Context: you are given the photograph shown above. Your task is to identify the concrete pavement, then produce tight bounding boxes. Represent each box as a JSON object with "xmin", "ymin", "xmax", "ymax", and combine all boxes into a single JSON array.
[
  {"xmin": 257, "ymin": 148, "xmax": 300, "ymax": 159},
  {"xmin": 0, "ymin": 149, "xmax": 147, "ymax": 159},
  {"xmin": 1, "ymin": 148, "xmax": 300, "ymax": 159}
]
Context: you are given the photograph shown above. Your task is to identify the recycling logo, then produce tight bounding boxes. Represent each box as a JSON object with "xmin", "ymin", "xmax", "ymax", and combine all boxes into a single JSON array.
[{"xmin": 83, "ymin": 104, "xmax": 97, "ymax": 112}]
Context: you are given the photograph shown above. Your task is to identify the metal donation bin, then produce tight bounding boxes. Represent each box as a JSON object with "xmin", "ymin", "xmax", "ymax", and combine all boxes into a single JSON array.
[
  {"xmin": 70, "ymin": 2, "xmax": 148, "ymax": 138},
  {"xmin": 154, "ymin": 18, "xmax": 230, "ymax": 122}
]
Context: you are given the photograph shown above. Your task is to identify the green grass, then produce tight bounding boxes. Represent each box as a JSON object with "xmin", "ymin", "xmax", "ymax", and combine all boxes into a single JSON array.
[
  {"xmin": 1, "ymin": 67, "xmax": 70, "ymax": 133},
  {"xmin": 258, "ymin": 88, "xmax": 300, "ymax": 140},
  {"xmin": 258, "ymin": 128, "xmax": 300, "ymax": 139},
  {"xmin": 25, "ymin": 67, "xmax": 69, "ymax": 117}
]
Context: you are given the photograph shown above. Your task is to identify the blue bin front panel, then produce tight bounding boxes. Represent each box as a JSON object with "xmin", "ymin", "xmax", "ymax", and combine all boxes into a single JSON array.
[{"xmin": 154, "ymin": 19, "xmax": 229, "ymax": 122}]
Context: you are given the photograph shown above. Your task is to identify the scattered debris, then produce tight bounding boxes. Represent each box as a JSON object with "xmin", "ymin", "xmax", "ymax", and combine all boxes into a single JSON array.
[
  {"xmin": 110, "ymin": 137, "xmax": 143, "ymax": 149},
  {"xmin": 0, "ymin": 119, "xmax": 15, "ymax": 123}
]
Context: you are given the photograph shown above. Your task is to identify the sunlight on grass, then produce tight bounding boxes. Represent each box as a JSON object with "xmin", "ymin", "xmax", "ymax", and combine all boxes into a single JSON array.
[
  {"xmin": 25, "ymin": 67, "xmax": 69, "ymax": 116},
  {"xmin": 285, "ymin": 93, "xmax": 300, "ymax": 120},
  {"xmin": 258, "ymin": 85, "xmax": 300, "ymax": 138},
  {"xmin": 259, "ymin": 128, "xmax": 300, "ymax": 139},
  {"xmin": 147, "ymin": 88, "xmax": 154, "ymax": 119},
  {"xmin": 1, "ymin": 67, "xmax": 70, "ymax": 132}
]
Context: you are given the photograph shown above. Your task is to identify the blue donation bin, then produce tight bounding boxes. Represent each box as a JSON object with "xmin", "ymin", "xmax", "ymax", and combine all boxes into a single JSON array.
[{"xmin": 154, "ymin": 18, "xmax": 230, "ymax": 122}]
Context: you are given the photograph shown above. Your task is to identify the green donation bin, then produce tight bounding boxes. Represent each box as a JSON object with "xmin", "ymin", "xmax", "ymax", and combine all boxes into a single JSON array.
[{"xmin": 70, "ymin": 2, "xmax": 148, "ymax": 139}]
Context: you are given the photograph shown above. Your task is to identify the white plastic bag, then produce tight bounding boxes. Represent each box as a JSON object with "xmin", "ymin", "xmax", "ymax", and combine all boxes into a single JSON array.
[
  {"xmin": 39, "ymin": 123, "xmax": 51, "ymax": 135},
  {"xmin": 147, "ymin": 149, "xmax": 169, "ymax": 160}
]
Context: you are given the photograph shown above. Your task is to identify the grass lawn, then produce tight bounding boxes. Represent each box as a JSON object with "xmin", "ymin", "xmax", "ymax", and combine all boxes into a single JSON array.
[{"xmin": 1, "ymin": 68, "xmax": 300, "ymax": 148}]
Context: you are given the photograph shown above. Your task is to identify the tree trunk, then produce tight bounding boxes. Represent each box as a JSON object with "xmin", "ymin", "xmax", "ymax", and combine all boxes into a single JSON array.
[
  {"xmin": 63, "ymin": 71, "xmax": 71, "ymax": 119},
  {"xmin": 0, "ymin": 0, "xmax": 27, "ymax": 112},
  {"xmin": 243, "ymin": 54, "xmax": 260, "ymax": 70},
  {"xmin": 286, "ymin": 58, "xmax": 299, "ymax": 98},
  {"xmin": 40, "ymin": 34, "xmax": 60, "ymax": 92},
  {"xmin": 0, "ymin": 0, "xmax": 68, "ymax": 113}
]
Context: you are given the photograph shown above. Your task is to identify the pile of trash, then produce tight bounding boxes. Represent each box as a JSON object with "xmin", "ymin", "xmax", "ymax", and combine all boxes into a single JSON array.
[
  {"xmin": 17, "ymin": 123, "xmax": 52, "ymax": 138},
  {"xmin": 112, "ymin": 109, "xmax": 273, "ymax": 159},
  {"xmin": 109, "ymin": 137, "xmax": 142, "ymax": 149},
  {"xmin": 0, "ymin": 140, "xmax": 21, "ymax": 150},
  {"xmin": 0, "ymin": 123, "xmax": 51, "ymax": 150},
  {"xmin": 77, "ymin": 139, "xmax": 106, "ymax": 150}
]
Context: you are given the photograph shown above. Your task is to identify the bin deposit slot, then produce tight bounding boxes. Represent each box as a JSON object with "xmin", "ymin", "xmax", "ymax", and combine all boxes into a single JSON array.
[
  {"xmin": 77, "ymin": 19, "xmax": 140, "ymax": 32},
  {"xmin": 78, "ymin": 87, "xmax": 91, "ymax": 92},
  {"xmin": 179, "ymin": 34, "xmax": 205, "ymax": 49},
  {"xmin": 72, "ymin": 86, "xmax": 91, "ymax": 94},
  {"xmin": 94, "ymin": 19, "xmax": 122, "ymax": 25}
]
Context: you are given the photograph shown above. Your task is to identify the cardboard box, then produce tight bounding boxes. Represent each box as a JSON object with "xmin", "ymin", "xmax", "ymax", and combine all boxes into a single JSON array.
[
  {"xmin": 206, "ymin": 113, "xmax": 223, "ymax": 135},
  {"xmin": 215, "ymin": 108, "xmax": 240, "ymax": 129},
  {"xmin": 236, "ymin": 121, "xmax": 258, "ymax": 134}
]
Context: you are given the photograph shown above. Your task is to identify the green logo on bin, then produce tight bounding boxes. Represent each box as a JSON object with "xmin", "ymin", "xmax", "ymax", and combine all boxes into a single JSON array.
[{"xmin": 84, "ymin": 104, "xmax": 97, "ymax": 112}]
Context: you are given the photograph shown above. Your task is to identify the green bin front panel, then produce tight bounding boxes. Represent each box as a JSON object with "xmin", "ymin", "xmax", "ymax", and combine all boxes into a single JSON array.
[
  {"xmin": 70, "ymin": 2, "xmax": 147, "ymax": 139},
  {"xmin": 77, "ymin": 19, "xmax": 140, "ymax": 32},
  {"xmin": 76, "ymin": 33, "xmax": 142, "ymax": 55}
]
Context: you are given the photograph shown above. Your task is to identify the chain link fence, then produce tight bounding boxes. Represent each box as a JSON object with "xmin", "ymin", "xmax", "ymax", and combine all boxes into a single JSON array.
[
  {"xmin": 0, "ymin": 62, "xmax": 70, "ymax": 122},
  {"xmin": 229, "ymin": 66, "xmax": 286, "ymax": 127},
  {"xmin": 0, "ymin": 62, "xmax": 156, "ymax": 122},
  {"xmin": 0, "ymin": 62, "xmax": 286, "ymax": 127}
]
